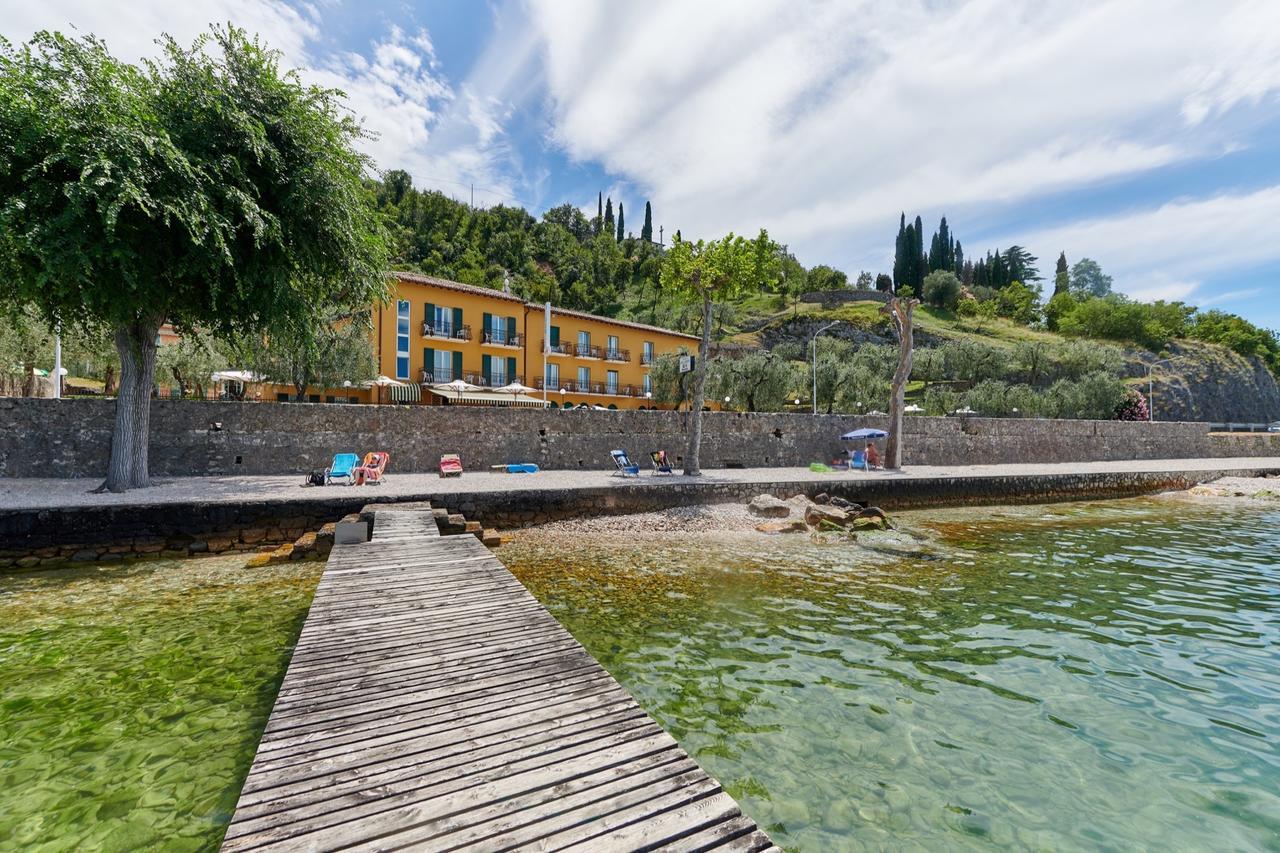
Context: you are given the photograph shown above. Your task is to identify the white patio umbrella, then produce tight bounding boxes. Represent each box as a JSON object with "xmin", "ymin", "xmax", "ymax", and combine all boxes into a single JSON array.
[
  {"xmin": 493, "ymin": 380, "xmax": 538, "ymax": 404},
  {"xmin": 904, "ymin": 404, "xmax": 924, "ymax": 413},
  {"xmin": 434, "ymin": 377, "xmax": 481, "ymax": 402},
  {"xmin": 363, "ymin": 375, "xmax": 407, "ymax": 387}
]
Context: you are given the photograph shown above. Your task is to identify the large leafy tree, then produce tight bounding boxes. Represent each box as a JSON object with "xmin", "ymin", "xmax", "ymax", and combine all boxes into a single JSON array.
[
  {"xmin": 1069, "ymin": 257, "xmax": 1113, "ymax": 298},
  {"xmin": 0, "ymin": 28, "xmax": 388, "ymax": 490},
  {"xmin": 660, "ymin": 230, "xmax": 779, "ymax": 474}
]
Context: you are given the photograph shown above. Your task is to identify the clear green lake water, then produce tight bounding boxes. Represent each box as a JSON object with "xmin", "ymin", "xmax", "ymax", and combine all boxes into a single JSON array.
[
  {"xmin": 504, "ymin": 498, "xmax": 1280, "ymax": 851},
  {"xmin": 0, "ymin": 555, "xmax": 321, "ymax": 852}
]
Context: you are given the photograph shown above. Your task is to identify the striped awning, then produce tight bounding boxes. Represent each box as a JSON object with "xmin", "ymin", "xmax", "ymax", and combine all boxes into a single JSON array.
[
  {"xmin": 389, "ymin": 383, "xmax": 422, "ymax": 403},
  {"xmin": 428, "ymin": 389, "xmax": 551, "ymax": 408}
]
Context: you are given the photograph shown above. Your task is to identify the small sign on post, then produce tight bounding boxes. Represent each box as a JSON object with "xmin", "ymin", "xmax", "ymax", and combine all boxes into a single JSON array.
[{"xmin": 678, "ymin": 354, "xmax": 695, "ymax": 374}]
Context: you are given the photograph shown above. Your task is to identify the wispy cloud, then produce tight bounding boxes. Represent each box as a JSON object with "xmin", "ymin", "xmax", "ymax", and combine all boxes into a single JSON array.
[{"xmin": 527, "ymin": 0, "xmax": 1280, "ymax": 269}]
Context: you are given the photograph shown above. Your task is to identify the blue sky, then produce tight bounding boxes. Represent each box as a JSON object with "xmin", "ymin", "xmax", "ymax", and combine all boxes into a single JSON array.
[{"xmin": 6, "ymin": 0, "xmax": 1280, "ymax": 328}]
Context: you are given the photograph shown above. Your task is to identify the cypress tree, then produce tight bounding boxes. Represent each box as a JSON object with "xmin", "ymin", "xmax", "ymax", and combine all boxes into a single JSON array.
[
  {"xmin": 913, "ymin": 215, "xmax": 926, "ymax": 290},
  {"xmin": 603, "ymin": 197, "xmax": 614, "ymax": 237},
  {"xmin": 893, "ymin": 212, "xmax": 906, "ymax": 288},
  {"xmin": 596, "ymin": 192, "xmax": 603, "ymax": 235},
  {"xmin": 902, "ymin": 222, "xmax": 917, "ymax": 290},
  {"xmin": 954, "ymin": 240, "xmax": 964, "ymax": 277},
  {"xmin": 616, "ymin": 203, "xmax": 625, "ymax": 241},
  {"xmin": 1053, "ymin": 251, "xmax": 1069, "ymax": 295},
  {"xmin": 640, "ymin": 201, "xmax": 653, "ymax": 242}
]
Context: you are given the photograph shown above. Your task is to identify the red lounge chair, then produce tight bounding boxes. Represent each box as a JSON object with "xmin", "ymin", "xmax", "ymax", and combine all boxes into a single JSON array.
[
  {"xmin": 354, "ymin": 452, "xmax": 390, "ymax": 485},
  {"xmin": 440, "ymin": 454, "xmax": 463, "ymax": 477}
]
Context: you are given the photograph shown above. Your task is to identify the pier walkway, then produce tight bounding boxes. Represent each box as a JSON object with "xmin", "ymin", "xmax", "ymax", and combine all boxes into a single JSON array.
[{"xmin": 221, "ymin": 509, "xmax": 774, "ymax": 851}]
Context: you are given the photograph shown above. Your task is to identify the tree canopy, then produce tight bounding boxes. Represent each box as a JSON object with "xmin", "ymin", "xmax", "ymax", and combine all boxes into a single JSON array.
[{"xmin": 0, "ymin": 27, "xmax": 389, "ymax": 489}]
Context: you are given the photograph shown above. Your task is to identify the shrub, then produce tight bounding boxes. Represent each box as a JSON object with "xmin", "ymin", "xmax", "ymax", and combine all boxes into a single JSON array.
[
  {"xmin": 1189, "ymin": 310, "xmax": 1280, "ymax": 374},
  {"xmin": 955, "ymin": 298, "xmax": 979, "ymax": 317},
  {"xmin": 1043, "ymin": 371, "xmax": 1128, "ymax": 419},
  {"xmin": 1114, "ymin": 388, "xmax": 1149, "ymax": 421},
  {"xmin": 995, "ymin": 280, "xmax": 1041, "ymax": 325},
  {"xmin": 923, "ymin": 270, "xmax": 963, "ymax": 310},
  {"xmin": 1057, "ymin": 295, "xmax": 1193, "ymax": 350}
]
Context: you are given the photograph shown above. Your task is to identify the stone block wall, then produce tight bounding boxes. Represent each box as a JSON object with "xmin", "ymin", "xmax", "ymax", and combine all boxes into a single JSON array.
[{"xmin": 0, "ymin": 398, "xmax": 1276, "ymax": 478}]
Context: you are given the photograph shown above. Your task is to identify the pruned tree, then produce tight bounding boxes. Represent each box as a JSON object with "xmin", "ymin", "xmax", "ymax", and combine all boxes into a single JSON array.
[
  {"xmin": 660, "ymin": 230, "xmax": 779, "ymax": 474},
  {"xmin": 0, "ymin": 28, "xmax": 388, "ymax": 490},
  {"xmin": 882, "ymin": 295, "xmax": 919, "ymax": 469},
  {"xmin": 236, "ymin": 310, "xmax": 376, "ymax": 401},
  {"xmin": 156, "ymin": 329, "xmax": 228, "ymax": 398}
]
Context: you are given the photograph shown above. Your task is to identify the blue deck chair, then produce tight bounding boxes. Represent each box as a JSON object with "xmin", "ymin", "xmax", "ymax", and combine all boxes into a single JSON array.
[
  {"xmin": 849, "ymin": 449, "xmax": 869, "ymax": 472},
  {"xmin": 325, "ymin": 452, "xmax": 360, "ymax": 485},
  {"xmin": 611, "ymin": 450, "xmax": 641, "ymax": 477}
]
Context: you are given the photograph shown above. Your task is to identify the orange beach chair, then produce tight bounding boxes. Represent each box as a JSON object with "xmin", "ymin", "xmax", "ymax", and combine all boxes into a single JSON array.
[{"xmin": 354, "ymin": 451, "xmax": 390, "ymax": 485}]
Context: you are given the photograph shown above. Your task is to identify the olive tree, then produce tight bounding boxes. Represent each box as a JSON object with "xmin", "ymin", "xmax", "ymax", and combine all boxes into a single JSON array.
[
  {"xmin": 660, "ymin": 230, "xmax": 778, "ymax": 474},
  {"xmin": 0, "ymin": 29, "xmax": 388, "ymax": 490},
  {"xmin": 235, "ymin": 310, "xmax": 376, "ymax": 401}
]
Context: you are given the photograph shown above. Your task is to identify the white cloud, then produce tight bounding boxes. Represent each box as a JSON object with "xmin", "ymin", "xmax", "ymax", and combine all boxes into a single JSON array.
[
  {"xmin": 1010, "ymin": 185, "xmax": 1280, "ymax": 305},
  {"xmin": 0, "ymin": 0, "xmax": 520, "ymax": 205},
  {"xmin": 527, "ymin": 0, "xmax": 1280, "ymax": 269}
]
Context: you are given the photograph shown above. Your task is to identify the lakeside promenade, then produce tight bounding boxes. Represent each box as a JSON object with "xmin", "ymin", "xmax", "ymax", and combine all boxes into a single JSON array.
[{"xmin": 4, "ymin": 457, "xmax": 1279, "ymax": 512}]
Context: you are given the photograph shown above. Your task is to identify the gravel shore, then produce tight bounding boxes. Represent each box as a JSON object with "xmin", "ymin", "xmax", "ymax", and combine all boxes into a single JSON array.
[{"xmin": 508, "ymin": 495, "xmax": 821, "ymax": 543}]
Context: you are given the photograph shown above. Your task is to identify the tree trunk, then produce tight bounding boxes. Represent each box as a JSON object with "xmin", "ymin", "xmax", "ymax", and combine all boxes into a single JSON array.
[
  {"xmin": 684, "ymin": 292, "xmax": 712, "ymax": 476},
  {"xmin": 100, "ymin": 317, "xmax": 161, "ymax": 492},
  {"xmin": 884, "ymin": 298, "xmax": 917, "ymax": 470}
]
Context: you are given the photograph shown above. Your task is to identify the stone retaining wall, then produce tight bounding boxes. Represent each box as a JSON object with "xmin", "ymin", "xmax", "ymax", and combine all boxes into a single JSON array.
[{"xmin": 1, "ymin": 398, "xmax": 1277, "ymax": 478}]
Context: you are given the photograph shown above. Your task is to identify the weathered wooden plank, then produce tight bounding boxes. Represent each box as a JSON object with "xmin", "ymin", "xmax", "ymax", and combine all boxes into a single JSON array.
[{"xmin": 222, "ymin": 508, "xmax": 771, "ymax": 851}]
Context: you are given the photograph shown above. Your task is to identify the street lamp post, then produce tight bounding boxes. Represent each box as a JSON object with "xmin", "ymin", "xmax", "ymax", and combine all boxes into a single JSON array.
[
  {"xmin": 1146, "ymin": 357, "xmax": 1184, "ymax": 422},
  {"xmin": 811, "ymin": 321, "xmax": 839, "ymax": 415}
]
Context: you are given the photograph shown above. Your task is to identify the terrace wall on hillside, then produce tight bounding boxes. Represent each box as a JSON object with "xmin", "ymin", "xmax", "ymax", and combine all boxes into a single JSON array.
[{"xmin": 1, "ymin": 398, "xmax": 1276, "ymax": 478}]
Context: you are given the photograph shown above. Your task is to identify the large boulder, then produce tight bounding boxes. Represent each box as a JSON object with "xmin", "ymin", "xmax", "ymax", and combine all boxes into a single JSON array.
[
  {"xmin": 805, "ymin": 504, "xmax": 850, "ymax": 528},
  {"xmin": 748, "ymin": 494, "xmax": 791, "ymax": 518},
  {"xmin": 755, "ymin": 519, "xmax": 809, "ymax": 534}
]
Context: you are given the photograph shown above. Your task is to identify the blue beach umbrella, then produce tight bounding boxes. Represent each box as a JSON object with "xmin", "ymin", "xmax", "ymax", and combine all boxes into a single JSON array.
[{"xmin": 840, "ymin": 428, "xmax": 889, "ymax": 440}]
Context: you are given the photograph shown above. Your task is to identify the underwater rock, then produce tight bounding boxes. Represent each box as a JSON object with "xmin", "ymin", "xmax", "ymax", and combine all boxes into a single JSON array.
[
  {"xmin": 850, "ymin": 506, "xmax": 893, "ymax": 530},
  {"xmin": 813, "ymin": 492, "xmax": 831, "ymax": 504},
  {"xmin": 748, "ymin": 494, "xmax": 791, "ymax": 518},
  {"xmin": 755, "ymin": 520, "xmax": 809, "ymax": 534},
  {"xmin": 829, "ymin": 496, "xmax": 857, "ymax": 510}
]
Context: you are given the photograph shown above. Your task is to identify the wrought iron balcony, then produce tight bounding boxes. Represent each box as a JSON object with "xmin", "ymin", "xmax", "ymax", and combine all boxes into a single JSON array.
[
  {"xmin": 481, "ymin": 329, "xmax": 522, "ymax": 347},
  {"xmin": 422, "ymin": 322, "xmax": 471, "ymax": 342},
  {"xmin": 604, "ymin": 348, "xmax": 630, "ymax": 363}
]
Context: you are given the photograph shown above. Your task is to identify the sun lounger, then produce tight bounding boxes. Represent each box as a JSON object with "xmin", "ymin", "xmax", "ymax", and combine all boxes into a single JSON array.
[
  {"xmin": 354, "ymin": 451, "xmax": 389, "ymax": 485},
  {"xmin": 611, "ymin": 450, "xmax": 640, "ymax": 477},
  {"xmin": 325, "ymin": 452, "xmax": 359, "ymax": 485},
  {"xmin": 650, "ymin": 450, "xmax": 673, "ymax": 475},
  {"xmin": 440, "ymin": 454, "xmax": 463, "ymax": 477}
]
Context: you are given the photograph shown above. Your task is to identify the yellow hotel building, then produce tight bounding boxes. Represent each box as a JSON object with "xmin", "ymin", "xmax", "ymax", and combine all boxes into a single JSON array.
[{"xmin": 361, "ymin": 272, "xmax": 699, "ymax": 409}]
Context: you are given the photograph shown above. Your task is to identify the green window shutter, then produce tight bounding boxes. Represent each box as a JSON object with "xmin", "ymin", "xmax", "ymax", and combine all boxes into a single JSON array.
[
  {"xmin": 550, "ymin": 325, "xmax": 560, "ymax": 346},
  {"xmin": 483, "ymin": 312, "xmax": 492, "ymax": 332},
  {"xmin": 452, "ymin": 350, "xmax": 463, "ymax": 380},
  {"xmin": 424, "ymin": 347, "xmax": 435, "ymax": 379},
  {"xmin": 506, "ymin": 316, "xmax": 516, "ymax": 339},
  {"xmin": 482, "ymin": 354, "xmax": 491, "ymax": 383},
  {"xmin": 507, "ymin": 357, "xmax": 517, "ymax": 379},
  {"xmin": 425, "ymin": 303, "xmax": 435, "ymax": 326},
  {"xmin": 453, "ymin": 307, "xmax": 463, "ymax": 330}
]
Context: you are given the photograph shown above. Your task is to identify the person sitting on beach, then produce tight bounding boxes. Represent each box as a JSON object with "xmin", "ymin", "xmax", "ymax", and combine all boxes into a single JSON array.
[{"xmin": 865, "ymin": 442, "xmax": 882, "ymax": 469}]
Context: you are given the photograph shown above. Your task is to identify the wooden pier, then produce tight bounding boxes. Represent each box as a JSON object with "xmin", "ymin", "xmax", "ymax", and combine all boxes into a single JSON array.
[{"xmin": 221, "ymin": 509, "xmax": 775, "ymax": 851}]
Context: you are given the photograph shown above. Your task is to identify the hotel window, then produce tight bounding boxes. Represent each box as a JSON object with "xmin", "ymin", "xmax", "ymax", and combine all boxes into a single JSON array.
[
  {"xmin": 425, "ymin": 303, "xmax": 462, "ymax": 337},
  {"xmin": 606, "ymin": 370, "xmax": 619, "ymax": 395},
  {"xmin": 395, "ymin": 300, "xmax": 410, "ymax": 380},
  {"xmin": 643, "ymin": 373, "xmax": 652, "ymax": 395},
  {"xmin": 423, "ymin": 347, "xmax": 459, "ymax": 383},
  {"xmin": 642, "ymin": 341, "xmax": 654, "ymax": 364},
  {"xmin": 483, "ymin": 312, "xmax": 516, "ymax": 344},
  {"xmin": 607, "ymin": 335, "xmax": 620, "ymax": 359},
  {"xmin": 546, "ymin": 362, "xmax": 560, "ymax": 391},
  {"xmin": 578, "ymin": 330, "xmax": 590, "ymax": 353},
  {"xmin": 577, "ymin": 366, "xmax": 590, "ymax": 391}
]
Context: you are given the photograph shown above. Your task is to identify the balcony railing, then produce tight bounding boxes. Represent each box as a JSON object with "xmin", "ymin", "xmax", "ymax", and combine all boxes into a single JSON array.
[
  {"xmin": 542, "ymin": 340, "xmax": 571, "ymax": 356},
  {"xmin": 576, "ymin": 344, "xmax": 602, "ymax": 359},
  {"xmin": 535, "ymin": 378, "xmax": 644, "ymax": 397},
  {"xmin": 420, "ymin": 367, "xmax": 456, "ymax": 383},
  {"xmin": 422, "ymin": 322, "xmax": 471, "ymax": 342},
  {"xmin": 481, "ymin": 329, "xmax": 522, "ymax": 347},
  {"xmin": 640, "ymin": 351, "xmax": 656, "ymax": 366},
  {"xmin": 604, "ymin": 348, "xmax": 630, "ymax": 363},
  {"xmin": 464, "ymin": 372, "xmax": 525, "ymax": 388}
]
